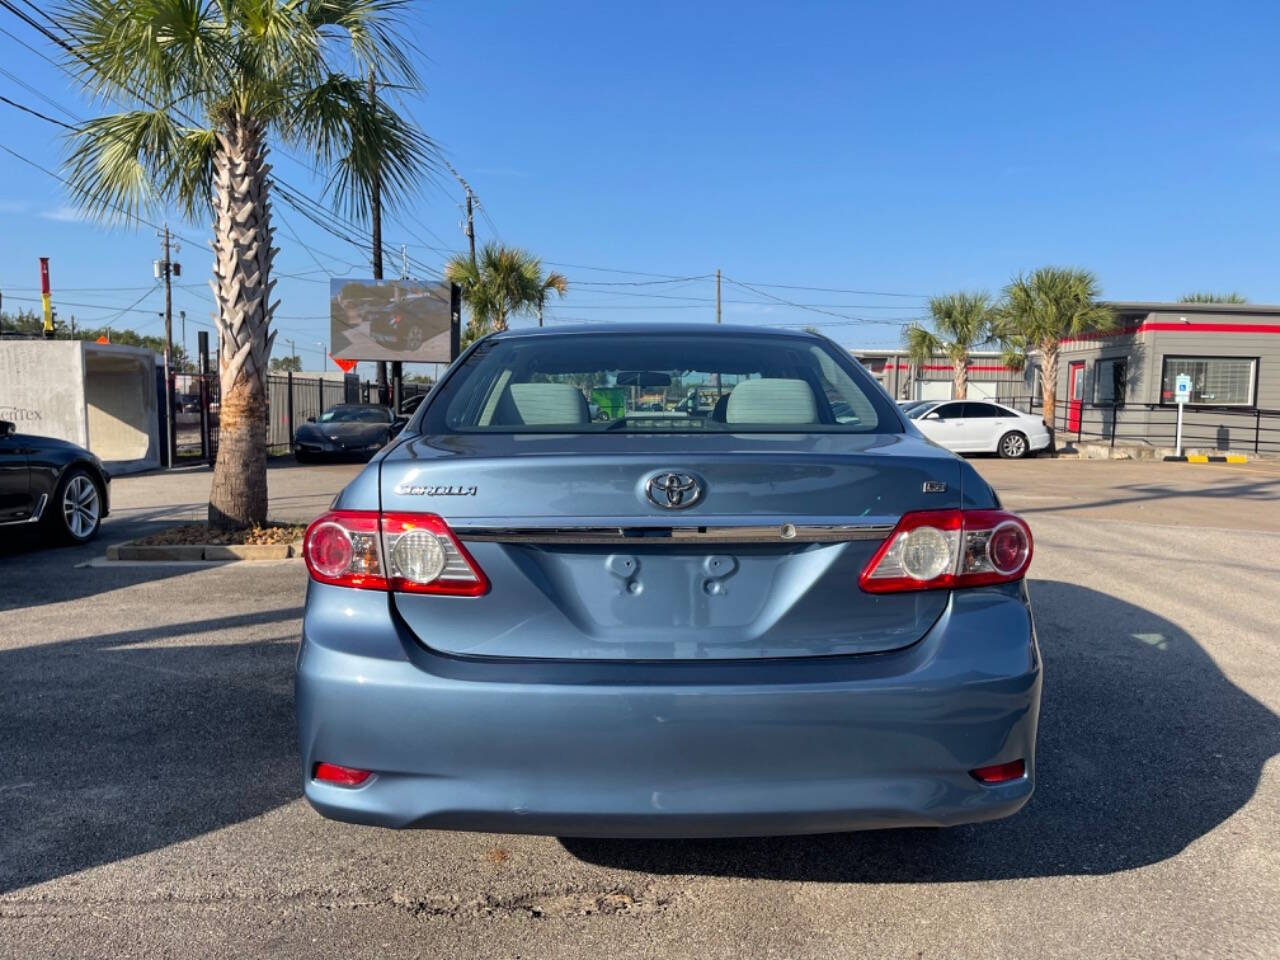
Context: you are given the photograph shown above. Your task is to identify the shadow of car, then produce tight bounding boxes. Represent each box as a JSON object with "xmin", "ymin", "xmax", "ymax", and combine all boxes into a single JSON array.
[{"xmin": 560, "ymin": 579, "xmax": 1280, "ymax": 881}]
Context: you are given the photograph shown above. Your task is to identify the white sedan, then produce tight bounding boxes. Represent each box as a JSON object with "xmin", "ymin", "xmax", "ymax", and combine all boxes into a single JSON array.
[{"xmin": 909, "ymin": 400, "xmax": 1051, "ymax": 459}]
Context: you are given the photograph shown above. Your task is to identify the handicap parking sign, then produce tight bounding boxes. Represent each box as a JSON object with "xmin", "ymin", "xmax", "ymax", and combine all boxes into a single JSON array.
[{"xmin": 1175, "ymin": 374, "xmax": 1192, "ymax": 404}]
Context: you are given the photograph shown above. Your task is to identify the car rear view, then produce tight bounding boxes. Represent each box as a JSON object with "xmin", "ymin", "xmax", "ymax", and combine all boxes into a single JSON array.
[{"xmin": 295, "ymin": 326, "xmax": 1040, "ymax": 837}]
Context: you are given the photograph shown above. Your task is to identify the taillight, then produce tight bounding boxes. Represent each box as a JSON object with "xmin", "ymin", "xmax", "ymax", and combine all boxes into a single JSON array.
[
  {"xmin": 859, "ymin": 509, "xmax": 1032, "ymax": 593},
  {"xmin": 381, "ymin": 512, "xmax": 489, "ymax": 596},
  {"xmin": 303, "ymin": 510, "xmax": 488, "ymax": 596}
]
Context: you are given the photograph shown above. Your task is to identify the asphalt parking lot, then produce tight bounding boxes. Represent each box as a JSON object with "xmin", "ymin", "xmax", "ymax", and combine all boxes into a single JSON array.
[{"xmin": 1, "ymin": 456, "xmax": 1278, "ymax": 959}]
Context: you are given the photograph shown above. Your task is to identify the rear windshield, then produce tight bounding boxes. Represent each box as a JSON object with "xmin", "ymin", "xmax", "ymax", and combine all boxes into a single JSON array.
[{"xmin": 424, "ymin": 332, "xmax": 900, "ymax": 434}]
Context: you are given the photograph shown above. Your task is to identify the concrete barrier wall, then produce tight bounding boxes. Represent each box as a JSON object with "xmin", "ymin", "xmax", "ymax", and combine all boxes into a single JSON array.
[
  {"xmin": 0, "ymin": 340, "xmax": 88, "ymax": 446},
  {"xmin": 0, "ymin": 340, "xmax": 160, "ymax": 473}
]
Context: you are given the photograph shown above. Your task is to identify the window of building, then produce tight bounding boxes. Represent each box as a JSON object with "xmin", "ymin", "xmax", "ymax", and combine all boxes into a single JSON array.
[
  {"xmin": 1095, "ymin": 358, "xmax": 1127, "ymax": 406},
  {"xmin": 1159, "ymin": 356, "xmax": 1256, "ymax": 407}
]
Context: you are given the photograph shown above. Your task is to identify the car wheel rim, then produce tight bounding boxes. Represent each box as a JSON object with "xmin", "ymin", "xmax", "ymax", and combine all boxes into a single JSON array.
[
  {"xmin": 1003, "ymin": 435, "xmax": 1025, "ymax": 457},
  {"xmin": 63, "ymin": 476, "xmax": 99, "ymax": 539}
]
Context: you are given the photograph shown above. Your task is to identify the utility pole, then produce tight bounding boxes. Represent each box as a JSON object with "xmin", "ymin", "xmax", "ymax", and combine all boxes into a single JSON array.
[
  {"xmin": 160, "ymin": 225, "xmax": 175, "ymax": 468},
  {"xmin": 369, "ymin": 70, "xmax": 388, "ymax": 406},
  {"xmin": 446, "ymin": 161, "xmax": 477, "ymax": 268},
  {"xmin": 179, "ymin": 310, "xmax": 186, "ymax": 372},
  {"xmin": 716, "ymin": 269, "xmax": 722, "ymax": 324}
]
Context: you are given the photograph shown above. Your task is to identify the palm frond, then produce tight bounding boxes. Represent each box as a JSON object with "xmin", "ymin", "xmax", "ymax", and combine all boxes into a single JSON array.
[
  {"xmin": 290, "ymin": 73, "xmax": 438, "ymax": 222},
  {"xmin": 902, "ymin": 323, "xmax": 943, "ymax": 366},
  {"xmin": 63, "ymin": 109, "xmax": 184, "ymax": 223},
  {"xmin": 304, "ymin": 0, "xmax": 420, "ymax": 86}
]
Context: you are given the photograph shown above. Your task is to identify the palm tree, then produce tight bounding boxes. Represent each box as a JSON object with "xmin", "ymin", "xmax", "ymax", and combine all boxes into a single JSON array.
[
  {"xmin": 61, "ymin": 0, "xmax": 434, "ymax": 528},
  {"xmin": 446, "ymin": 243, "xmax": 568, "ymax": 341},
  {"xmin": 535, "ymin": 270, "xmax": 569, "ymax": 327},
  {"xmin": 903, "ymin": 293, "xmax": 994, "ymax": 400},
  {"xmin": 1178, "ymin": 292, "xmax": 1248, "ymax": 304},
  {"xmin": 996, "ymin": 267, "xmax": 1116, "ymax": 428}
]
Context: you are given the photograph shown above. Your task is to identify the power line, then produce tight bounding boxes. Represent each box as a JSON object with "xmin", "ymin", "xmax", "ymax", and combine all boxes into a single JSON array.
[
  {"xmin": 722, "ymin": 276, "xmax": 919, "ymax": 326},
  {"xmin": 0, "ymin": 92, "xmax": 75, "ymax": 129},
  {"xmin": 0, "ymin": 141, "xmax": 206, "ymax": 244},
  {"xmin": 0, "ymin": 64, "xmax": 80, "ymax": 121},
  {"xmin": 733, "ymin": 280, "xmax": 929, "ymax": 299}
]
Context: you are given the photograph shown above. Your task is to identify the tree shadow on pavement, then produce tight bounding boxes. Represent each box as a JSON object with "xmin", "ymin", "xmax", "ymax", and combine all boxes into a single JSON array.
[
  {"xmin": 0, "ymin": 608, "xmax": 302, "ymax": 894},
  {"xmin": 562, "ymin": 580, "xmax": 1280, "ymax": 881}
]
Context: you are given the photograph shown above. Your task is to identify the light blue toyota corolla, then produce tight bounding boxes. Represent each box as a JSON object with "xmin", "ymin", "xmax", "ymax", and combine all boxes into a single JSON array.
[{"xmin": 296, "ymin": 324, "xmax": 1040, "ymax": 837}]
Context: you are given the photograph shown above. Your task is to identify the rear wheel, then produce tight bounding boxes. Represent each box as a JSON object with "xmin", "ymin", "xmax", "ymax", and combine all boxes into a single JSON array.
[
  {"xmin": 998, "ymin": 431, "xmax": 1029, "ymax": 459},
  {"xmin": 48, "ymin": 467, "xmax": 103, "ymax": 543}
]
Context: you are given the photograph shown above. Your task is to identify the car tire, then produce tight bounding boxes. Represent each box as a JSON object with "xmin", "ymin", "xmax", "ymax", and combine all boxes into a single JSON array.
[
  {"xmin": 47, "ymin": 466, "xmax": 104, "ymax": 543},
  {"xmin": 294, "ymin": 450, "xmax": 311, "ymax": 464},
  {"xmin": 998, "ymin": 431, "xmax": 1030, "ymax": 459}
]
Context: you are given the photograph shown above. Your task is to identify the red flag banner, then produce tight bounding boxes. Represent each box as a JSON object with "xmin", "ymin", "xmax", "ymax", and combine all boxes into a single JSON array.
[{"xmin": 331, "ymin": 355, "xmax": 357, "ymax": 374}]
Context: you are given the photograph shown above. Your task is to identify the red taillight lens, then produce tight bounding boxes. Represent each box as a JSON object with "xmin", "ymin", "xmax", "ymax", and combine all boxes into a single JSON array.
[
  {"xmin": 381, "ymin": 512, "xmax": 489, "ymax": 596},
  {"xmin": 303, "ymin": 511, "xmax": 385, "ymax": 589},
  {"xmin": 859, "ymin": 509, "xmax": 1032, "ymax": 593},
  {"xmin": 970, "ymin": 759, "xmax": 1026, "ymax": 784},
  {"xmin": 302, "ymin": 510, "xmax": 488, "ymax": 596},
  {"xmin": 312, "ymin": 762, "xmax": 372, "ymax": 787}
]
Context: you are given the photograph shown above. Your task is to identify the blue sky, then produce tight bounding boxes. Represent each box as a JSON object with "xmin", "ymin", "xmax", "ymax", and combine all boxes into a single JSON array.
[{"xmin": 1, "ymin": 0, "xmax": 1277, "ymax": 373}]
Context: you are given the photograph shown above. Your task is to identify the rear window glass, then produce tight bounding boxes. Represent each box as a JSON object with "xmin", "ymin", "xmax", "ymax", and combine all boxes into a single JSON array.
[{"xmin": 424, "ymin": 333, "xmax": 899, "ymax": 434}]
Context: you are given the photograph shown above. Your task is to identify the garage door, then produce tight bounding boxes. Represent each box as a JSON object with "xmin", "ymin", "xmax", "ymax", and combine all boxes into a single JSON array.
[{"xmin": 915, "ymin": 380, "xmax": 952, "ymax": 402}]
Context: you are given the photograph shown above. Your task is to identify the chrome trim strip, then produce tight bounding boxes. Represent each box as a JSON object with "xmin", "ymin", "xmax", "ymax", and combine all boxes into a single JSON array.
[
  {"xmin": 452, "ymin": 517, "xmax": 895, "ymax": 545},
  {"xmin": 0, "ymin": 493, "xmax": 48, "ymax": 526}
]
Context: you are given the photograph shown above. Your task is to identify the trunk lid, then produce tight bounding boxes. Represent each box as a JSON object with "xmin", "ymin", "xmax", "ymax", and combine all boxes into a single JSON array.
[{"xmin": 381, "ymin": 433, "xmax": 961, "ymax": 660}]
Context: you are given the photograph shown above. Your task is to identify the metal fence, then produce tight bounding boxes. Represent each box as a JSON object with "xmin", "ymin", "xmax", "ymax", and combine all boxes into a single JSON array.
[
  {"xmin": 1002, "ymin": 397, "xmax": 1280, "ymax": 454},
  {"xmin": 169, "ymin": 372, "xmax": 433, "ymax": 462}
]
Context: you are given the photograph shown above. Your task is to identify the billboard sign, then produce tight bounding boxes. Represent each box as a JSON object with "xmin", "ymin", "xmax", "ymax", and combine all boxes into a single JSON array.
[{"xmin": 329, "ymin": 279, "xmax": 459, "ymax": 363}]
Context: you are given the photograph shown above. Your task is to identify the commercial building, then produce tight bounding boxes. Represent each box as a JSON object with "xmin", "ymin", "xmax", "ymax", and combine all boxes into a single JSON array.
[
  {"xmin": 852, "ymin": 301, "xmax": 1280, "ymax": 453},
  {"xmin": 850, "ymin": 349, "xmax": 1031, "ymax": 404}
]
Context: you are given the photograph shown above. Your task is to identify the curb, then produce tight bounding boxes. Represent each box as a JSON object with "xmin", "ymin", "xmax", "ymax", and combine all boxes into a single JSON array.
[
  {"xmin": 106, "ymin": 540, "xmax": 303, "ymax": 562},
  {"xmin": 1161, "ymin": 455, "xmax": 1249, "ymax": 463}
]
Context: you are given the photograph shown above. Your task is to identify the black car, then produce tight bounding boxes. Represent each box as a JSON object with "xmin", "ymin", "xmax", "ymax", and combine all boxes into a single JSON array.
[
  {"xmin": 368, "ymin": 295, "xmax": 439, "ymax": 352},
  {"xmin": 293, "ymin": 404, "xmax": 406, "ymax": 463},
  {"xmin": 0, "ymin": 419, "xmax": 111, "ymax": 543}
]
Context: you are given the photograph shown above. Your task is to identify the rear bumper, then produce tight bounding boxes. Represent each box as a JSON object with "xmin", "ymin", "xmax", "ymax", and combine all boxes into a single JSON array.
[{"xmin": 296, "ymin": 583, "xmax": 1041, "ymax": 837}]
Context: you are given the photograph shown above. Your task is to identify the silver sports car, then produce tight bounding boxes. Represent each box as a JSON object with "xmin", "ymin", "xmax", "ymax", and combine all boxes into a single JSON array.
[{"xmin": 296, "ymin": 324, "xmax": 1040, "ymax": 837}]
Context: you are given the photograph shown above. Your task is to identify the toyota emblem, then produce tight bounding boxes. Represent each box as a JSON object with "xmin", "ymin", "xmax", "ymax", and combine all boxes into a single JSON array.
[{"xmin": 644, "ymin": 472, "xmax": 704, "ymax": 510}]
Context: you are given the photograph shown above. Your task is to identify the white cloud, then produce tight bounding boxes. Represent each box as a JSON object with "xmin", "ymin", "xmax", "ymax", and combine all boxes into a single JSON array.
[{"xmin": 41, "ymin": 205, "xmax": 89, "ymax": 222}]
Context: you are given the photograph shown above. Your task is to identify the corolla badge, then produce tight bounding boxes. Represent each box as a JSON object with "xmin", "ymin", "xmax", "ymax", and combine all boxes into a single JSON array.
[
  {"xmin": 394, "ymin": 482, "xmax": 477, "ymax": 496},
  {"xmin": 644, "ymin": 472, "xmax": 704, "ymax": 510}
]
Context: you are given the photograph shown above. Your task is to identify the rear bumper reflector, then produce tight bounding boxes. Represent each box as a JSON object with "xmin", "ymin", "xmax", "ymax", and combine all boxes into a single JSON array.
[
  {"xmin": 312, "ymin": 762, "xmax": 373, "ymax": 787},
  {"xmin": 969, "ymin": 759, "xmax": 1026, "ymax": 784}
]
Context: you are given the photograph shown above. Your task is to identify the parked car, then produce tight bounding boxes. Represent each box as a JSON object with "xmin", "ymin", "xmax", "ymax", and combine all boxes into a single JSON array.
[
  {"xmin": 0, "ymin": 419, "xmax": 110, "ymax": 543},
  {"xmin": 399, "ymin": 393, "xmax": 427, "ymax": 416},
  {"xmin": 292, "ymin": 404, "xmax": 406, "ymax": 463},
  {"xmin": 297, "ymin": 324, "xmax": 1039, "ymax": 837},
  {"xmin": 910, "ymin": 400, "xmax": 1050, "ymax": 459}
]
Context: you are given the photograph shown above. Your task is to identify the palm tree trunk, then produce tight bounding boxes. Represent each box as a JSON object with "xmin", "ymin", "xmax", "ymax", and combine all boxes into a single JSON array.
[
  {"xmin": 1040, "ymin": 341, "xmax": 1060, "ymax": 432},
  {"xmin": 208, "ymin": 118, "xmax": 277, "ymax": 530},
  {"xmin": 953, "ymin": 356, "xmax": 968, "ymax": 400},
  {"xmin": 494, "ymin": 305, "xmax": 508, "ymax": 333}
]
